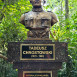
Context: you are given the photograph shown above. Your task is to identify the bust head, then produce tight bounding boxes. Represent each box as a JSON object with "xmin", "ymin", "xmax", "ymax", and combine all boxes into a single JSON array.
[{"xmin": 30, "ymin": 0, "xmax": 46, "ymax": 7}]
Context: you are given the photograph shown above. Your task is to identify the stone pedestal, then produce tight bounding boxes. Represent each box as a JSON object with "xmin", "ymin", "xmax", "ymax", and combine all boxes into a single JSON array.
[{"xmin": 7, "ymin": 40, "xmax": 68, "ymax": 77}]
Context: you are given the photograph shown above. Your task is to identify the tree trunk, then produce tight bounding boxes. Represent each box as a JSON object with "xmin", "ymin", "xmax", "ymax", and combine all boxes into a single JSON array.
[
  {"xmin": 65, "ymin": 0, "xmax": 69, "ymax": 27},
  {"xmin": 59, "ymin": 0, "xmax": 63, "ymax": 28}
]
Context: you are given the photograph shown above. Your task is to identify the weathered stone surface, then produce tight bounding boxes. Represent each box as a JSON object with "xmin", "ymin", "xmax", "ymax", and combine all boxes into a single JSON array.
[
  {"xmin": 7, "ymin": 40, "xmax": 68, "ymax": 62},
  {"xmin": 13, "ymin": 62, "xmax": 62, "ymax": 70}
]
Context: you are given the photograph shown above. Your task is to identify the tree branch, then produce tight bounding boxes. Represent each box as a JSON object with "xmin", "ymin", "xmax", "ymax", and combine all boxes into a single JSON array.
[{"xmin": 0, "ymin": 54, "xmax": 8, "ymax": 60}]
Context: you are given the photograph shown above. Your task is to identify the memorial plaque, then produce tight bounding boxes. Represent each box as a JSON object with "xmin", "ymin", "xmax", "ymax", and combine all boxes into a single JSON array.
[
  {"xmin": 23, "ymin": 71, "xmax": 52, "ymax": 77},
  {"xmin": 20, "ymin": 44, "xmax": 55, "ymax": 60}
]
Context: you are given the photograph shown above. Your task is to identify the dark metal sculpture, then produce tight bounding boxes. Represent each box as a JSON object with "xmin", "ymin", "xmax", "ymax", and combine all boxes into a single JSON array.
[{"xmin": 20, "ymin": 0, "xmax": 58, "ymax": 39}]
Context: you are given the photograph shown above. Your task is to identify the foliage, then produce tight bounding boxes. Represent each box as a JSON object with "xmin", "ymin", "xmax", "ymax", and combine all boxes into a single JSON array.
[
  {"xmin": 0, "ymin": 0, "xmax": 32, "ymax": 77},
  {"xmin": 0, "ymin": 0, "xmax": 77, "ymax": 77},
  {"xmin": 0, "ymin": 59, "xmax": 18, "ymax": 77},
  {"xmin": 0, "ymin": 0, "xmax": 32, "ymax": 48}
]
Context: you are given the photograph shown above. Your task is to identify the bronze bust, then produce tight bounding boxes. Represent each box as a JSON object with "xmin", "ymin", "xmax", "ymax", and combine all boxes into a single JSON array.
[{"xmin": 20, "ymin": 0, "xmax": 58, "ymax": 39}]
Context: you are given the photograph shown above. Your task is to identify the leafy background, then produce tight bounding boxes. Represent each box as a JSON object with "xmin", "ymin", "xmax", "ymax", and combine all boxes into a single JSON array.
[{"xmin": 0, "ymin": 0, "xmax": 77, "ymax": 77}]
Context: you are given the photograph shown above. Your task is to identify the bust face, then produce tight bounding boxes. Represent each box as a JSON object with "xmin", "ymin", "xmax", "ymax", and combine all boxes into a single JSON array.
[{"xmin": 30, "ymin": 0, "xmax": 42, "ymax": 7}]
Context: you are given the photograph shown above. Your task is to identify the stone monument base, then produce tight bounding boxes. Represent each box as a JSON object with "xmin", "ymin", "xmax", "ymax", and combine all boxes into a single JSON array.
[{"xmin": 8, "ymin": 40, "xmax": 68, "ymax": 77}]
